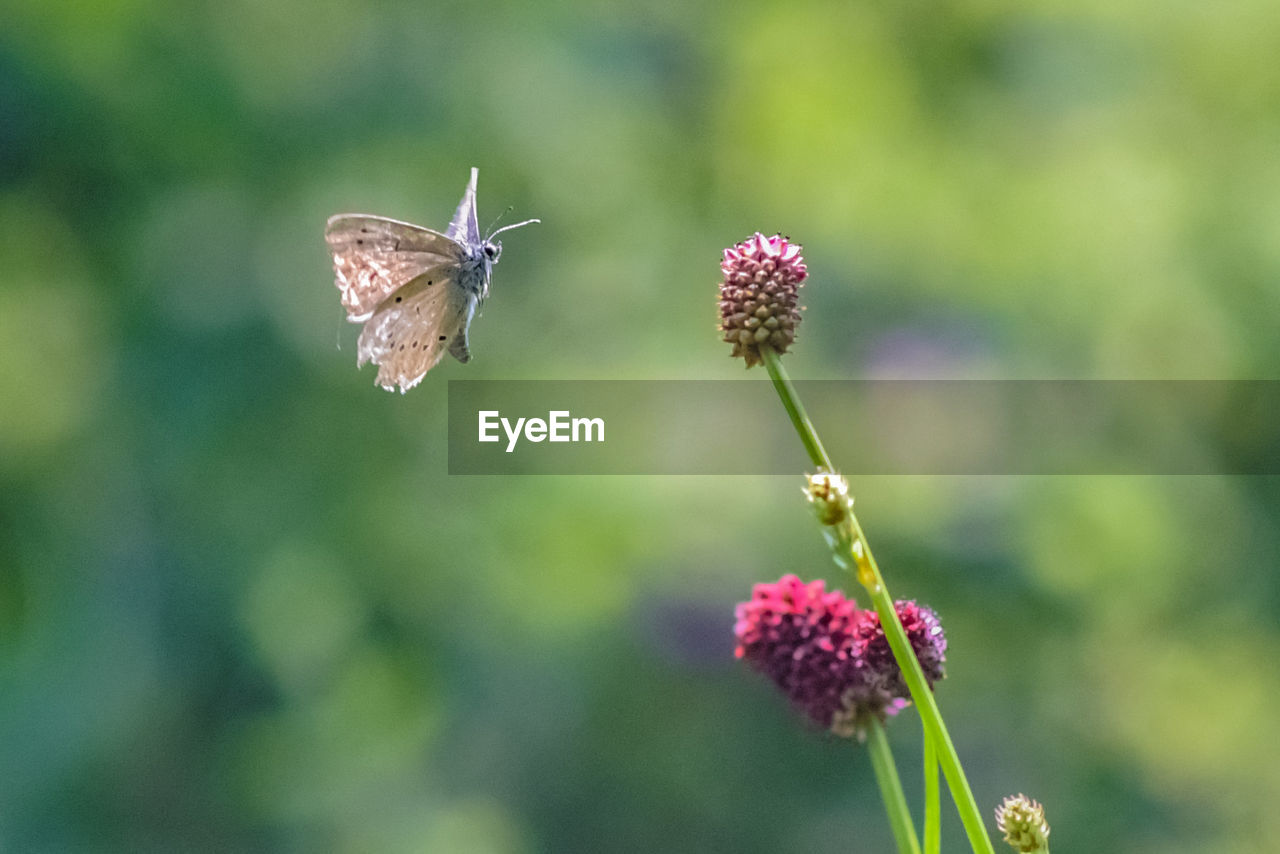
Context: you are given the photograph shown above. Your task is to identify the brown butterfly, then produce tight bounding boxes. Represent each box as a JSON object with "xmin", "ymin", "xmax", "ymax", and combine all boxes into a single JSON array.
[{"xmin": 325, "ymin": 168, "xmax": 538, "ymax": 392}]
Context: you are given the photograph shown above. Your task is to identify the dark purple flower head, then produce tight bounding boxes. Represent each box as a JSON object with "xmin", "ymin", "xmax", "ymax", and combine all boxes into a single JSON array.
[
  {"xmin": 719, "ymin": 233, "xmax": 806, "ymax": 368},
  {"xmin": 735, "ymin": 576, "xmax": 947, "ymax": 737},
  {"xmin": 856, "ymin": 600, "xmax": 947, "ymax": 700}
]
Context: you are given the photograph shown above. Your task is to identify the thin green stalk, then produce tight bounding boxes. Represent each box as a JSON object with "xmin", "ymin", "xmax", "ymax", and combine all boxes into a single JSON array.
[
  {"xmin": 924, "ymin": 731, "xmax": 941, "ymax": 854},
  {"xmin": 761, "ymin": 346, "xmax": 996, "ymax": 854},
  {"xmin": 761, "ymin": 346, "xmax": 832, "ymax": 470},
  {"xmin": 860, "ymin": 535, "xmax": 993, "ymax": 854},
  {"xmin": 867, "ymin": 719, "xmax": 922, "ymax": 854}
]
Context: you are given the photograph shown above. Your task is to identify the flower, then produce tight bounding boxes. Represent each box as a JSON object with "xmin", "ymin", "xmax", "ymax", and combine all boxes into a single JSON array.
[
  {"xmin": 995, "ymin": 794, "xmax": 1051, "ymax": 853},
  {"xmin": 718, "ymin": 233, "xmax": 806, "ymax": 367},
  {"xmin": 734, "ymin": 574, "xmax": 871, "ymax": 736},
  {"xmin": 734, "ymin": 574, "xmax": 947, "ymax": 737},
  {"xmin": 854, "ymin": 600, "xmax": 947, "ymax": 701}
]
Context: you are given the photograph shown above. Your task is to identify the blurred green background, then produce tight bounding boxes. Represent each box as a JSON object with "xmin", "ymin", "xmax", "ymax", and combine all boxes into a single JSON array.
[{"xmin": 3, "ymin": 1, "xmax": 1280, "ymax": 851}]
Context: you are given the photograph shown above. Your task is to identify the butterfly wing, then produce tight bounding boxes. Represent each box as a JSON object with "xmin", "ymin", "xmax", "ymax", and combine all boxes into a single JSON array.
[
  {"xmin": 442, "ymin": 167, "xmax": 483, "ymax": 364},
  {"xmin": 446, "ymin": 167, "xmax": 481, "ymax": 249},
  {"xmin": 356, "ymin": 275, "xmax": 475, "ymax": 393},
  {"xmin": 326, "ymin": 214, "xmax": 463, "ymax": 321}
]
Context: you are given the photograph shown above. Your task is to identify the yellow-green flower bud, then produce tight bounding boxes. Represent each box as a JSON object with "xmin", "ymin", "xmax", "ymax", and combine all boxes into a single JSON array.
[
  {"xmin": 995, "ymin": 794, "xmax": 1051, "ymax": 853},
  {"xmin": 805, "ymin": 470, "xmax": 852, "ymax": 526}
]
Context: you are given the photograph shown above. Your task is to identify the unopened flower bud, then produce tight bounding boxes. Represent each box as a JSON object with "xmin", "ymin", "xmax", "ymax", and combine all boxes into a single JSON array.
[
  {"xmin": 805, "ymin": 470, "xmax": 852, "ymax": 526},
  {"xmin": 995, "ymin": 794, "xmax": 1051, "ymax": 853}
]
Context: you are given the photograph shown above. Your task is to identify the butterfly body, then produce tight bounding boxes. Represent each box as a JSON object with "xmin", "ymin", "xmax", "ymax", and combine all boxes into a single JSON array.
[{"xmin": 325, "ymin": 168, "xmax": 536, "ymax": 393}]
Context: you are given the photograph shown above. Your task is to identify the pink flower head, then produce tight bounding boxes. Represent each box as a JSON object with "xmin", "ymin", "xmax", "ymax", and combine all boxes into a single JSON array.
[
  {"xmin": 734, "ymin": 574, "xmax": 872, "ymax": 736},
  {"xmin": 734, "ymin": 575, "xmax": 947, "ymax": 737},
  {"xmin": 718, "ymin": 233, "xmax": 806, "ymax": 367}
]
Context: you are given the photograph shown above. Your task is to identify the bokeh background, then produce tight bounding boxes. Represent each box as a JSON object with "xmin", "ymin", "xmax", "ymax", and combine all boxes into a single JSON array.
[{"xmin": 3, "ymin": 1, "xmax": 1280, "ymax": 851}]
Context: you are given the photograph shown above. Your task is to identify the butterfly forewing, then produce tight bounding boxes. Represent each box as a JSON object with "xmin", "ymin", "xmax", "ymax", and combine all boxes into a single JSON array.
[
  {"xmin": 446, "ymin": 167, "xmax": 481, "ymax": 247},
  {"xmin": 325, "ymin": 215, "xmax": 462, "ymax": 320}
]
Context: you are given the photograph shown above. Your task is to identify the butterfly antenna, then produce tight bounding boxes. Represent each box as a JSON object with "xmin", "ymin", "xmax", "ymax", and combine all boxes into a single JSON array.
[
  {"xmin": 489, "ymin": 218, "xmax": 541, "ymax": 239},
  {"xmin": 484, "ymin": 205, "xmax": 514, "ymax": 237}
]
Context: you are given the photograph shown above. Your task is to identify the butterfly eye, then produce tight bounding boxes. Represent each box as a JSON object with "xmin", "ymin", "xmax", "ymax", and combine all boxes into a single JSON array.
[{"xmin": 483, "ymin": 241, "xmax": 501, "ymax": 261}]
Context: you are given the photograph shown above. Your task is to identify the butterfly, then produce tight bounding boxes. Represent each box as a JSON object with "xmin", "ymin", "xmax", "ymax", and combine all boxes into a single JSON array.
[{"xmin": 325, "ymin": 167, "xmax": 538, "ymax": 393}]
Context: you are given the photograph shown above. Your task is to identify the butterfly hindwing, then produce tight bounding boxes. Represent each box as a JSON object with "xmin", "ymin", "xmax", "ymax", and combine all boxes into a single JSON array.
[
  {"xmin": 326, "ymin": 215, "xmax": 462, "ymax": 321},
  {"xmin": 356, "ymin": 274, "xmax": 471, "ymax": 393}
]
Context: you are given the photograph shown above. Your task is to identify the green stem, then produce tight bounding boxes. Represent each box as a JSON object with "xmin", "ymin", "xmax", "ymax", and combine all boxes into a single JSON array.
[
  {"xmin": 861, "ymin": 535, "xmax": 993, "ymax": 854},
  {"xmin": 867, "ymin": 719, "xmax": 923, "ymax": 854},
  {"xmin": 761, "ymin": 345, "xmax": 996, "ymax": 854},
  {"xmin": 924, "ymin": 730, "xmax": 941, "ymax": 854},
  {"xmin": 762, "ymin": 347, "xmax": 832, "ymax": 470}
]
